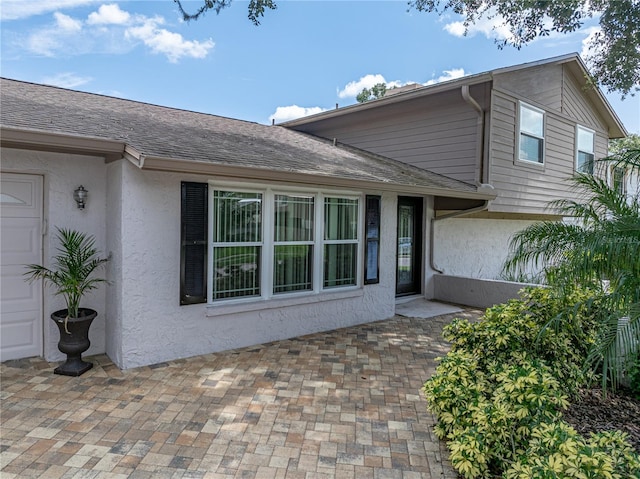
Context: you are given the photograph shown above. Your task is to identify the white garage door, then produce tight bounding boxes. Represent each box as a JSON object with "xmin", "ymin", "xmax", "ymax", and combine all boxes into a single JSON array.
[{"xmin": 1, "ymin": 173, "xmax": 43, "ymax": 361}]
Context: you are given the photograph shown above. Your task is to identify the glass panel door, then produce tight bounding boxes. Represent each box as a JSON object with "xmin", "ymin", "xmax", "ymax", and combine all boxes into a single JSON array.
[{"xmin": 396, "ymin": 197, "xmax": 422, "ymax": 296}]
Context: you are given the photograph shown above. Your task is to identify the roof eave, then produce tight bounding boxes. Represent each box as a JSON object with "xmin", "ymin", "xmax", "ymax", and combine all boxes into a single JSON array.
[
  {"xmin": 280, "ymin": 73, "xmax": 493, "ymax": 127},
  {"xmin": 0, "ymin": 126, "xmax": 126, "ymax": 161},
  {"xmin": 132, "ymin": 154, "xmax": 497, "ymax": 201}
]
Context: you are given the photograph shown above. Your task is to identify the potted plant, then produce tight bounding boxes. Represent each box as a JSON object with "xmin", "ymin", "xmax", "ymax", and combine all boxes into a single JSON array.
[{"xmin": 24, "ymin": 227, "xmax": 109, "ymax": 376}]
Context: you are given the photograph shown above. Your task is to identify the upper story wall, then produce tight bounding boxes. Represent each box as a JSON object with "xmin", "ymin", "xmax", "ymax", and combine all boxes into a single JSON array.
[
  {"xmin": 488, "ymin": 63, "xmax": 611, "ymax": 214},
  {"xmin": 291, "ymin": 84, "xmax": 489, "ymax": 184}
]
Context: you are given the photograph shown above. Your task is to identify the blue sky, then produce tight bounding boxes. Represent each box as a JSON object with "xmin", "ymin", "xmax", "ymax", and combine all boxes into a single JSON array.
[{"xmin": 1, "ymin": 0, "xmax": 638, "ymax": 134}]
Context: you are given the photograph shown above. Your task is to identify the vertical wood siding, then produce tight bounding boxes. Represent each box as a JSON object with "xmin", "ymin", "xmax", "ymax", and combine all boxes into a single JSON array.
[{"xmin": 292, "ymin": 88, "xmax": 484, "ymax": 184}]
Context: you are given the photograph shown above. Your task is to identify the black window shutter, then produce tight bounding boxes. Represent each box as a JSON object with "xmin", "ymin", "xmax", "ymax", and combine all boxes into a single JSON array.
[
  {"xmin": 364, "ymin": 195, "xmax": 381, "ymax": 285},
  {"xmin": 181, "ymin": 182, "xmax": 208, "ymax": 304}
]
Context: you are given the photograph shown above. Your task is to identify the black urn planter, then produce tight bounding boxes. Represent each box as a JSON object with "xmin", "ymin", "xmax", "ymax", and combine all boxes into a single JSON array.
[{"xmin": 51, "ymin": 308, "xmax": 97, "ymax": 376}]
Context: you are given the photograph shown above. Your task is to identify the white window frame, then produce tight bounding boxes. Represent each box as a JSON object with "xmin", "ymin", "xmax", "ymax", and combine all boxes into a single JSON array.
[
  {"xmin": 611, "ymin": 165, "xmax": 627, "ymax": 195},
  {"xmin": 207, "ymin": 181, "xmax": 362, "ymax": 305},
  {"xmin": 576, "ymin": 125, "xmax": 595, "ymax": 174},
  {"xmin": 209, "ymin": 187, "xmax": 264, "ymax": 302},
  {"xmin": 517, "ymin": 101, "xmax": 545, "ymax": 165}
]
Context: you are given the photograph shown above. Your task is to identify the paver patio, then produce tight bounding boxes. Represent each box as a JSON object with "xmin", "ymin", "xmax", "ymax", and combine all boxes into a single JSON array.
[{"xmin": 1, "ymin": 308, "xmax": 482, "ymax": 478}]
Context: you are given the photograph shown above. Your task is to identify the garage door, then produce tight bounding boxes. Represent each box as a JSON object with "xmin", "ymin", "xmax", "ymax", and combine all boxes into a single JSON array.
[{"xmin": 1, "ymin": 173, "xmax": 43, "ymax": 361}]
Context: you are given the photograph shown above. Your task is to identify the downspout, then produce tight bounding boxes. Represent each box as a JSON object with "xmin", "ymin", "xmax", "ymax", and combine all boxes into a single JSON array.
[
  {"xmin": 461, "ymin": 84, "xmax": 487, "ymax": 184},
  {"xmin": 428, "ymin": 85, "xmax": 492, "ymax": 274},
  {"xmin": 429, "ymin": 200, "xmax": 490, "ymax": 274}
]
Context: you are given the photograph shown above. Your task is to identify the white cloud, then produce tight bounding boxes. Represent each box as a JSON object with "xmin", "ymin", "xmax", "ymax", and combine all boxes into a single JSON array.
[
  {"xmin": 580, "ymin": 26, "xmax": 601, "ymax": 63},
  {"xmin": 125, "ymin": 17, "xmax": 214, "ymax": 63},
  {"xmin": 338, "ymin": 74, "xmax": 385, "ymax": 99},
  {"xmin": 424, "ymin": 68, "xmax": 467, "ymax": 85},
  {"xmin": 87, "ymin": 4, "xmax": 130, "ymax": 25},
  {"xmin": 444, "ymin": 10, "xmax": 515, "ymax": 43},
  {"xmin": 269, "ymin": 105, "xmax": 328, "ymax": 123},
  {"xmin": 41, "ymin": 72, "xmax": 92, "ymax": 89},
  {"xmin": 1, "ymin": 0, "xmax": 99, "ymax": 21},
  {"xmin": 337, "ymin": 74, "xmax": 406, "ymax": 99},
  {"xmin": 20, "ymin": 5, "xmax": 214, "ymax": 62},
  {"xmin": 54, "ymin": 12, "xmax": 82, "ymax": 32}
]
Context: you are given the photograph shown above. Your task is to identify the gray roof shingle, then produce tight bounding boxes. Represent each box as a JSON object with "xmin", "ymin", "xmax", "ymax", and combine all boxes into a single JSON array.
[{"xmin": 1, "ymin": 78, "xmax": 483, "ymax": 196}]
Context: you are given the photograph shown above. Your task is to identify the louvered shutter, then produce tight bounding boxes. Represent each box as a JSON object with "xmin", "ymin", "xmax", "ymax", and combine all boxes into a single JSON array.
[
  {"xmin": 181, "ymin": 182, "xmax": 208, "ymax": 304},
  {"xmin": 364, "ymin": 195, "xmax": 381, "ymax": 284}
]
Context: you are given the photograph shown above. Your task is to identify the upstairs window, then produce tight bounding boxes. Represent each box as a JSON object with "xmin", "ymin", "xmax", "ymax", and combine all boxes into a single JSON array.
[
  {"xmin": 518, "ymin": 102, "xmax": 545, "ymax": 164},
  {"xmin": 576, "ymin": 126, "xmax": 595, "ymax": 174},
  {"xmin": 612, "ymin": 167, "xmax": 626, "ymax": 195}
]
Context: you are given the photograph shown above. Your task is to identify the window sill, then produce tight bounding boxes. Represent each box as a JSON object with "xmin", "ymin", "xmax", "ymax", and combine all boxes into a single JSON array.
[
  {"xmin": 514, "ymin": 158, "xmax": 545, "ymax": 171},
  {"xmin": 205, "ymin": 287, "xmax": 364, "ymax": 317}
]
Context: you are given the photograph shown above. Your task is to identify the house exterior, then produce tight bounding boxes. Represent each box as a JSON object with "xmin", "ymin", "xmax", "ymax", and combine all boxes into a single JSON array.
[
  {"xmin": 0, "ymin": 78, "xmax": 495, "ymax": 368},
  {"xmin": 283, "ymin": 54, "xmax": 627, "ymax": 280}
]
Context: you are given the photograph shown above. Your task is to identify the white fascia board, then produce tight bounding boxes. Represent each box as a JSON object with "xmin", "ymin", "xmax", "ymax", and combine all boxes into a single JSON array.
[
  {"xmin": 280, "ymin": 74, "xmax": 493, "ymax": 127},
  {"xmin": 0, "ymin": 126, "xmax": 125, "ymax": 160}
]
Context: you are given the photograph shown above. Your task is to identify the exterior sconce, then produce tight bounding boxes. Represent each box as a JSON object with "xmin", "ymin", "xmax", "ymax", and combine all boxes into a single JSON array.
[{"xmin": 73, "ymin": 185, "xmax": 88, "ymax": 209}]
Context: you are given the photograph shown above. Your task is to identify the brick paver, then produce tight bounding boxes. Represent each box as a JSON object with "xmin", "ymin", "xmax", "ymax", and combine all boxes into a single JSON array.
[{"xmin": 1, "ymin": 310, "xmax": 481, "ymax": 478}]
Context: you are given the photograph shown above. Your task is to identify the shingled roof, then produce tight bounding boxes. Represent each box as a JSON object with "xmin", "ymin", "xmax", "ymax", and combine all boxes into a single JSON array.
[{"xmin": 0, "ymin": 78, "xmax": 493, "ymax": 199}]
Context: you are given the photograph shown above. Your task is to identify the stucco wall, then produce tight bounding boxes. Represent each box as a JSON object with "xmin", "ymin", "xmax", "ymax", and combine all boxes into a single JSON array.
[
  {"xmin": 105, "ymin": 161, "xmax": 124, "ymax": 366},
  {"xmin": 434, "ymin": 274, "xmax": 537, "ymax": 309},
  {"xmin": 113, "ymin": 161, "xmax": 399, "ymax": 369},
  {"xmin": 1, "ymin": 148, "xmax": 109, "ymax": 362},
  {"xmin": 432, "ymin": 217, "xmax": 541, "ymax": 280}
]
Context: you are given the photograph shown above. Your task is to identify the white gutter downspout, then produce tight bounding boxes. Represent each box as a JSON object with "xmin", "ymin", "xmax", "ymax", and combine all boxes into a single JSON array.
[
  {"xmin": 430, "ymin": 85, "xmax": 491, "ymax": 274},
  {"xmin": 461, "ymin": 84, "xmax": 487, "ymax": 184},
  {"xmin": 123, "ymin": 145, "xmax": 145, "ymax": 168}
]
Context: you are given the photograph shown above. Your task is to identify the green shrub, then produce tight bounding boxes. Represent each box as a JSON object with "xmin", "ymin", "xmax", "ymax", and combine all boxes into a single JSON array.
[
  {"xmin": 443, "ymin": 287, "xmax": 600, "ymax": 394},
  {"xmin": 625, "ymin": 350, "xmax": 640, "ymax": 399},
  {"xmin": 424, "ymin": 350, "xmax": 569, "ymax": 477},
  {"xmin": 505, "ymin": 424, "xmax": 640, "ymax": 479},
  {"xmin": 423, "ymin": 287, "xmax": 640, "ymax": 478}
]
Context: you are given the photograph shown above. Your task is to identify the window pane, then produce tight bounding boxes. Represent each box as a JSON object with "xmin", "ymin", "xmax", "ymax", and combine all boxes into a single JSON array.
[
  {"xmin": 520, "ymin": 134, "xmax": 543, "ymax": 163},
  {"xmin": 324, "ymin": 243, "xmax": 357, "ymax": 288},
  {"xmin": 214, "ymin": 191, "xmax": 262, "ymax": 243},
  {"xmin": 324, "ymin": 198, "xmax": 358, "ymax": 240},
  {"xmin": 577, "ymin": 128, "xmax": 594, "ymax": 153},
  {"xmin": 577, "ymin": 151, "xmax": 594, "ymax": 174},
  {"xmin": 274, "ymin": 245, "xmax": 313, "ymax": 293},
  {"xmin": 274, "ymin": 194, "xmax": 314, "ymax": 242},
  {"xmin": 613, "ymin": 167, "xmax": 626, "ymax": 194},
  {"xmin": 520, "ymin": 105, "xmax": 543, "ymax": 136},
  {"xmin": 213, "ymin": 246, "xmax": 260, "ymax": 300}
]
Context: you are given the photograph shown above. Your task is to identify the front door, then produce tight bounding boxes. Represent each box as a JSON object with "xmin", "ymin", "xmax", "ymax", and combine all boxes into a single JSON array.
[
  {"xmin": 1, "ymin": 173, "xmax": 43, "ymax": 361},
  {"xmin": 396, "ymin": 196, "xmax": 423, "ymax": 296}
]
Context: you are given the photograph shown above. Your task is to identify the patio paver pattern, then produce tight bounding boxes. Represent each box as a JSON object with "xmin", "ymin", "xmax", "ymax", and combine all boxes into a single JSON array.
[{"xmin": 1, "ymin": 310, "xmax": 481, "ymax": 478}]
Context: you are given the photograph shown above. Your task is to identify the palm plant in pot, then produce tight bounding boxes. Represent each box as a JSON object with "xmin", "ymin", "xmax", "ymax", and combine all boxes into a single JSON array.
[{"xmin": 24, "ymin": 227, "xmax": 109, "ymax": 376}]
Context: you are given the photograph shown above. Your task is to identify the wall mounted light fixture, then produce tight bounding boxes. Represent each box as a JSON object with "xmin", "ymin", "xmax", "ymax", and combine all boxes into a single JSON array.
[{"xmin": 74, "ymin": 185, "xmax": 88, "ymax": 209}]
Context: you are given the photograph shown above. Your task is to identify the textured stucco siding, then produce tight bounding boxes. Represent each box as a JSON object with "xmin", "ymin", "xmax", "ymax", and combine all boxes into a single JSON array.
[
  {"xmin": 105, "ymin": 161, "xmax": 124, "ymax": 366},
  {"xmin": 1, "ymin": 148, "xmax": 109, "ymax": 362},
  {"xmin": 434, "ymin": 274, "xmax": 536, "ymax": 309},
  {"xmin": 113, "ymin": 162, "xmax": 399, "ymax": 369},
  {"xmin": 432, "ymin": 217, "xmax": 541, "ymax": 280}
]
